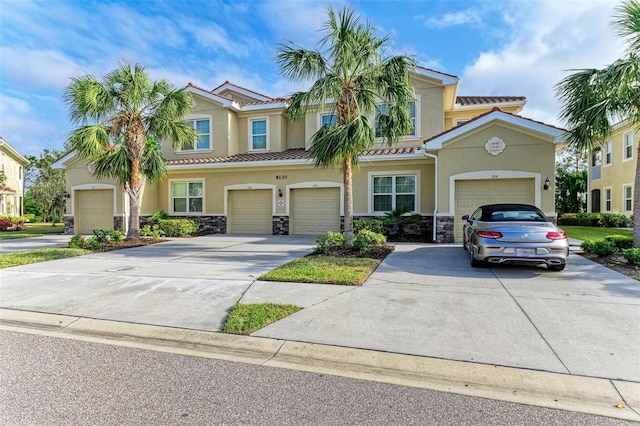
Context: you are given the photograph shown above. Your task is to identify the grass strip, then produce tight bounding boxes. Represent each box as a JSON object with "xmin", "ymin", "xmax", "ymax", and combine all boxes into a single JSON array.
[
  {"xmin": 259, "ymin": 255, "xmax": 380, "ymax": 286},
  {"xmin": 562, "ymin": 226, "xmax": 633, "ymax": 242},
  {"xmin": 0, "ymin": 248, "xmax": 90, "ymax": 268},
  {"xmin": 222, "ymin": 303, "xmax": 300, "ymax": 335},
  {"xmin": 0, "ymin": 223, "xmax": 64, "ymax": 240}
]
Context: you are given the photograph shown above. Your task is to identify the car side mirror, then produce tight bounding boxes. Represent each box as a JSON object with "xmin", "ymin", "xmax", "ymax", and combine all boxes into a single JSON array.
[{"xmin": 462, "ymin": 215, "xmax": 470, "ymax": 221}]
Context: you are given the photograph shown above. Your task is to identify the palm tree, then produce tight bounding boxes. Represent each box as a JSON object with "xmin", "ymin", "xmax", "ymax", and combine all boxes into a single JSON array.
[
  {"xmin": 276, "ymin": 5, "xmax": 416, "ymax": 245},
  {"xmin": 64, "ymin": 62, "xmax": 197, "ymax": 238},
  {"xmin": 556, "ymin": 0, "xmax": 640, "ymax": 246}
]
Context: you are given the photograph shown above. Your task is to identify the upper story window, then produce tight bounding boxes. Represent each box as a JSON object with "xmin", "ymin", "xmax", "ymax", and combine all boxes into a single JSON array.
[
  {"xmin": 605, "ymin": 140, "xmax": 612, "ymax": 165},
  {"xmin": 372, "ymin": 175, "xmax": 416, "ymax": 213},
  {"xmin": 0, "ymin": 152, "xmax": 5, "ymax": 173},
  {"xmin": 171, "ymin": 181, "xmax": 203, "ymax": 214},
  {"xmin": 375, "ymin": 100, "xmax": 418, "ymax": 138},
  {"xmin": 455, "ymin": 120, "xmax": 466, "ymax": 127},
  {"xmin": 591, "ymin": 149, "xmax": 601, "ymax": 167},
  {"xmin": 183, "ymin": 118, "xmax": 211, "ymax": 151},
  {"xmin": 624, "ymin": 132, "xmax": 634, "ymax": 160},
  {"xmin": 321, "ymin": 113, "xmax": 337, "ymax": 127},
  {"xmin": 250, "ymin": 118, "xmax": 268, "ymax": 150}
]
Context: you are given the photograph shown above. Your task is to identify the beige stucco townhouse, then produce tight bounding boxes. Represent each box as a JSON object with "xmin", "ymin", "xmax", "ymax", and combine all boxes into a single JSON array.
[
  {"xmin": 54, "ymin": 66, "xmax": 567, "ymax": 242},
  {"xmin": 587, "ymin": 120, "xmax": 638, "ymax": 215},
  {"xmin": 0, "ymin": 136, "xmax": 28, "ymax": 216}
]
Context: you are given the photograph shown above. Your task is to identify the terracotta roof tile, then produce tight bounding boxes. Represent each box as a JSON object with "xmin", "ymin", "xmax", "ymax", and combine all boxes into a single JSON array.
[
  {"xmin": 456, "ymin": 96, "xmax": 526, "ymax": 106},
  {"xmin": 167, "ymin": 146, "xmax": 421, "ymax": 166},
  {"xmin": 211, "ymin": 80, "xmax": 274, "ymax": 101}
]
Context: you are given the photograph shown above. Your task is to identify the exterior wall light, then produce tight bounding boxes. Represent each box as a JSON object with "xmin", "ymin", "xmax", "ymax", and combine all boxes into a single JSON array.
[
  {"xmin": 544, "ymin": 177, "xmax": 550, "ymax": 190},
  {"xmin": 278, "ymin": 188, "xmax": 283, "ymax": 198}
]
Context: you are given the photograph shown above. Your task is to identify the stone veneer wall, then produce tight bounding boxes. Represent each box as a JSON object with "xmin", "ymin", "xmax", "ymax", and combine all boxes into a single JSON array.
[
  {"xmin": 354, "ymin": 215, "xmax": 436, "ymax": 242},
  {"xmin": 435, "ymin": 216, "xmax": 455, "ymax": 243},
  {"xmin": 272, "ymin": 216, "xmax": 289, "ymax": 235},
  {"xmin": 63, "ymin": 216, "xmax": 74, "ymax": 235}
]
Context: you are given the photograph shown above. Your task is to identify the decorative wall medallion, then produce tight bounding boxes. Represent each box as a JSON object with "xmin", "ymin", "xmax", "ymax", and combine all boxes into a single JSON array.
[{"xmin": 485, "ymin": 137, "xmax": 506, "ymax": 156}]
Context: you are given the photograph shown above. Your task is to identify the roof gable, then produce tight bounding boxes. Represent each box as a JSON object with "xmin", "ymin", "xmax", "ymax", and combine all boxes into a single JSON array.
[{"xmin": 424, "ymin": 108, "xmax": 567, "ymax": 150}]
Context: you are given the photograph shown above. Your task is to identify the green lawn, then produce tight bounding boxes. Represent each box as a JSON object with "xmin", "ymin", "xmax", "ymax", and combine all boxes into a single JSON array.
[
  {"xmin": 0, "ymin": 223, "xmax": 64, "ymax": 240},
  {"xmin": 222, "ymin": 303, "xmax": 301, "ymax": 335},
  {"xmin": 0, "ymin": 248, "xmax": 90, "ymax": 268},
  {"xmin": 259, "ymin": 255, "xmax": 380, "ymax": 286},
  {"xmin": 562, "ymin": 226, "xmax": 633, "ymax": 242}
]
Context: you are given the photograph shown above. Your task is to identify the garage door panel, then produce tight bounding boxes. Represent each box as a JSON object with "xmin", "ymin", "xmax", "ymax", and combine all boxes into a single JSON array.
[
  {"xmin": 229, "ymin": 190, "xmax": 272, "ymax": 234},
  {"xmin": 76, "ymin": 189, "xmax": 114, "ymax": 234},
  {"xmin": 454, "ymin": 179, "xmax": 534, "ymax": 242},
  {"xmin": 291, "ymin": 188, "xmax": 340, "ymax": 235}
]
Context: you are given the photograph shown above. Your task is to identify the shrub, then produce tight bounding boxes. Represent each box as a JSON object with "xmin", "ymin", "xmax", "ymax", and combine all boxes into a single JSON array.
[
  {"xmin": 581, "ymin": 240, "xmax": 617, "ymax": 257},
  {"xmin": 84, "ymin": 237, "xmax": 101, "ymax": 251},
  {"xmin": 353, "ymin": 219, "xmax": 387, "ymax": 235},
  {"xmin": 558, "ymin": 217, "xmax": 595, "ymax": 226},
  {"xmin": 155, "ymin": 218, "xmax": 198, "ymax": 237},
  {"xmin": 12, "ymin": 216, "xmax": 27, "ymax": 230},
  {"xmin": 140, "ymin": 224, "xmax": 164, "ymax": 239},
  {"xmin": 0, "ymin": 216, "xmax": 12, "ymax": 231},
  {"xmin": 148, "ymin": 209, "xmax": 169, "ymax": 222},
  {"xmin": 600, "ymin": 213, "xmax": 628, "ymax": 228},
  {"xmin": 315, "ymin": 235, "xmax": 330, "ymax": 254},
  {"xmin": 91, "ymin": 229, "xmax": 124, "ymax": 244},
  {"xmin": 623, "ymin": 248, "xmax": 640, "ymax": 266},
  {"xmin": 605, "ymin": 235, "xmax": 633, "ymax": 251},
  {"xmin": 327, "ymin": 231, "xmax": 347, "ymax": 248},
  {"xmin": 68, "ymin": 235, "xmax": 86, "ymax": 249},
  {"xmin": 353, "ymin": 230, "xmax": 387, "ymax": 252}
]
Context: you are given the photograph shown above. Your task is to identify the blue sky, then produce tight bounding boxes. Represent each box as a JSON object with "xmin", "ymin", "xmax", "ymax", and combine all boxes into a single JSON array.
[{"xmin": 0, "ymin": 0, "xmax": 625, "ymax": 157}]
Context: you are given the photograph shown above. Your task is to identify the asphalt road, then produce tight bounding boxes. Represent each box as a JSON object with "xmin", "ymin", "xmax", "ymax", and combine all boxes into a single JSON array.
[{"xmin": 0, "ymin": 331, "xmax": 632, "ymax": 425}]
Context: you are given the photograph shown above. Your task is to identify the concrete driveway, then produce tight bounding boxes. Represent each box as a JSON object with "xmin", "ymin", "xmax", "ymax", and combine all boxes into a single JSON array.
[{"xmin": 1, "ymin": 235, "xmax": 638, "ymax": 383}]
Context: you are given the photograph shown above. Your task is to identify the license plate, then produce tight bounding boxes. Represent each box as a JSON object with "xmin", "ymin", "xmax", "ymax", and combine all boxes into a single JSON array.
[{"xmin": 515, "ymin": 248, "xmax": 536, "ymax": 257}]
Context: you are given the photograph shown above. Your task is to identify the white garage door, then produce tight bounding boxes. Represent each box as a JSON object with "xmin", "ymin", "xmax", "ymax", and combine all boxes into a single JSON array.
[
  {"xmin": 454, "ymin": 179, "xmax": 534, "ymax": 242},
  {"xmin": 75, "ymin": 189, "xmax": 114, "ymax": 234},
  {"xmin": 291, "ymin": 187, "xmax": 341, "ymax": 235},
  {"xmin": 228, "ymin": 189, "xmax": 272, "ymax": 234}
]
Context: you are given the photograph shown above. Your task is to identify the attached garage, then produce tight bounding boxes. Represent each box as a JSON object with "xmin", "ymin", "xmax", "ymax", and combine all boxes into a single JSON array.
[
  {"xmin": 453, "ymin": 178, "xmax": 534, "ymax": 242},
  {"xmin": 75, "ymin": 189, "xmax": 114, "ymax": 234},
  {"xmin": 290, "ymin": 187, "xmax": 341, "ymax": 235},
  {"xmin": 228, "ymin": 189, "xmax": 272, "ymax": 234}
]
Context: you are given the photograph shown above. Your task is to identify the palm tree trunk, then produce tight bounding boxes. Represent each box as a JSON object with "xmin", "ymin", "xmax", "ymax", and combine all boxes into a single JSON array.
[
  {"xmin": 343, "ymin": 155, "xmax": 354, "ymax": 245},
  {"xmin": 127, "ymin": 159, "xmax": 142, "ymax": 239},
  {"xmin": 634, "ymin": 153, "xmax": 640, "ymax": 247}
]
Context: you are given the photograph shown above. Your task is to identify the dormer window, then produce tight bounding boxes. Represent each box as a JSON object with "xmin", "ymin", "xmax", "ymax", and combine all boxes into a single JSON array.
[{"xmin": 374, "ymin": 100, "xmax": 418, "ymax": 138}]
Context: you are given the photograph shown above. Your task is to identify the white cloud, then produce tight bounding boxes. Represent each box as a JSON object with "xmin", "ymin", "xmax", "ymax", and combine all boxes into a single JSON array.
[
  {"xmin": 458, "ymin": 0, "xmax": 624, "ymax": 127},
  {"xmin": 426, "ymin": 10, "xmax": 482, "ymax": 28}
]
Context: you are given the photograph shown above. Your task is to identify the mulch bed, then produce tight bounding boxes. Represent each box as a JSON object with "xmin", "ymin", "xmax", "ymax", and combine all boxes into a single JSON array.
[
  {"xmin": 306, "ymin": 244, "xmax": 395, "ymax": 261},
  {"xmin": 95, "ymin": 238, "xmax": 166, "ymax": 252}
]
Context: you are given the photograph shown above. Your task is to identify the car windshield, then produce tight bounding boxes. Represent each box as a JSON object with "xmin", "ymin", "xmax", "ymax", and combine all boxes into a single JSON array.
[{"xmin": 482, "ymin": 209, "xmax": 546, "ymax": 222}]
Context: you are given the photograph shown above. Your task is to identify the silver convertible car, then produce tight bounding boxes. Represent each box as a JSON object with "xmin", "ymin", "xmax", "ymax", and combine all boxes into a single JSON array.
[{"xmin": 462, "ymin": 204, "xmax": 569, "ymax": 271}]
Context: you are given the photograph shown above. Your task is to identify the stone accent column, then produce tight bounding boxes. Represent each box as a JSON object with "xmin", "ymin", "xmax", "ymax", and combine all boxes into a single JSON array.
[
  {"xmin": 435, "ymin": 216, "xmax": 455, "ymax": 243},
  {"xmin": 64, "ymin": 216, "xmax": 74, "ymax": 235},
  {"xmin": 272, "ymin": 216, "xmax": 289, "ymax": 235}
]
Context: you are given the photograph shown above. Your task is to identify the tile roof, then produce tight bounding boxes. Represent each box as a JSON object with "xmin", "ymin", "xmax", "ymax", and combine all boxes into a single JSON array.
[
  {"xmin": 167, "ymin": 147, "xmax": 421, "ymax": 166},
  {"xmin": 456, "ymin": 96, "xmax": 526, "ymax": 106},
  {"xmin": 211, "ymin": 80, "xmax": 274, "ymax": 100}
]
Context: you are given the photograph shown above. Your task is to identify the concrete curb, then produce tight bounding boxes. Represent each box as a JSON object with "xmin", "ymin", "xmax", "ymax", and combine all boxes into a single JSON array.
[{"xmin": 1, "ymin": 308, "xmax": 638, "ymax": 422}]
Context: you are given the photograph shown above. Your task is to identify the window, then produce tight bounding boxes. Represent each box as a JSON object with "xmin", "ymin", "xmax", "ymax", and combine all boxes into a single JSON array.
[
  {"xmin": 375, "ymin": 101, "xmax": 417, "ymax": 137},
  {"xmin": 183, "ymin": 119, "xmax": 211, "ymax": 151},
  {"xmin": 171, "ymin": 181, "xmax": 203, "ymax": 213},
  {"xmin": 250, "ymin": 118, "xmax": 267, "ymax": 150},
  {"xmin": 321, "ymin": 113, "xmax": 337, "ymax": 127},
  {"xmin": 372, "ymin": 175, "xmax": 416, "ymax": 212},
  {"xmin": 604, "ymin": 188, "xmax": 612, "ymax": 212},
  {"xmin": 624, "ymin": 185, "xmax": 633, "ymax": 212},
  {"xmin": 624, "ymin": 132, "xmax": 633, "ymax": 160},
  {"xmin": 591, "ymin": 149, "xmax": 601, "ymax": 167},
  {"xmin": 605, "ymin": 140, "xmax": 612, "ymax": 165},
  {"xmin": 455, "ymin": 120, "xmax": 466, "ymax": 127}
]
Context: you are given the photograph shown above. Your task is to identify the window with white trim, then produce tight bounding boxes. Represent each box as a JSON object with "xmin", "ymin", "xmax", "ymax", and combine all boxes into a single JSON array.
[
  {"xmin": 183, "ymin": 119, "xmax": 211, "ymax": 151},
  {"xmin": 591, "ymin": 149, "xmax": 601, "ymax": 167},
  {"xmin": 321, "ymin": 113, "xmax": 337, "ymax": 127},
  {"xmin": 375, "ymin": 101, "xmax": 417, "ymax": 137},
  {"xmin": 372, "ymin": 175, "xmax": 416, "ymax": 212},
  {"xmin": 605, "ymin": 140, "xmax": 612, "ymax": 165},
  {"xmin": 171, "ymin": 181, "xmax": 203, "ymax": 213},
  {"xmin": 624, "ymin": 132, "xmax": 633, "ymax": 160},
  {"xmin": 250, "ymin": 118, "xmax": 268, "ymax": 150},
  {"xmin": 624, "ymin": 185, "xmax": 633, "ymax": 212},
  {"xmin": 604, "ymin": 187, "xmax": 612, "ymax": 212}
]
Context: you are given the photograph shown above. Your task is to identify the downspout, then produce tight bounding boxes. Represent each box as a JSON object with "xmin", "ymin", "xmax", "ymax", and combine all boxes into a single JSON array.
[{"xmin": 423, "ymin": 150, "xmax": 438, "ymax": 242}]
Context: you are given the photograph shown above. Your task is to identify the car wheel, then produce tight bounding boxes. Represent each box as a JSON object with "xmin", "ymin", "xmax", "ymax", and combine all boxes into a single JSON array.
[
  {"xmin": 469, "ymin": 243, "xmax": 484, "ymax": 268},
  {"xmin": 549, "ymin": 264, "xmax": 565, "ymax": 271}
]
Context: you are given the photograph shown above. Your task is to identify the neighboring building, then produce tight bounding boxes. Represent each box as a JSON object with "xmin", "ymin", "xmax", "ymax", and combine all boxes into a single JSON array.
[
  {"xmin": 54, "ymin": 66, "xmax": 566, "ymax": 242},
  {"xmin": 0, "ymin": 137, "xmax": 28, "ymax": 216},
  {"xmin": 587, "ymin": 121, "xmax": 638, "ymax": 215}
]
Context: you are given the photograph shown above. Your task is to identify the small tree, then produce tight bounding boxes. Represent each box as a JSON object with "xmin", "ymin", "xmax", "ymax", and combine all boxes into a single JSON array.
[
  {"xmin": 555, "ymin": 152, "xmax": 588, "ymax": 213},
  {"xmin": 64, "ymin": 62, "xmax": 197, "ymax": 238},
  {"xmin": 25, "ymin": 149, "xmax": 66, "ymax": 224}
]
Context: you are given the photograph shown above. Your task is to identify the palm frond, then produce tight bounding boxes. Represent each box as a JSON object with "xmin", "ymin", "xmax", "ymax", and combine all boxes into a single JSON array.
[
  {"xmin": 67, "ymin": 125, "xmax": 111, "ymax": 160},
  {"xmin": 614, "ymin": 0, "xmax": 640, "ymax": 54},
  {"xmin": 309, "ymin": 115, "xmax": 375, "ymax": 169},
  {"xmin": 275, "ymin": 43, "xmax": 326, "ymax": 83},
  {"xmin": 90, "ymin": 145, "xmax": 131, "ymax": 187}
]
